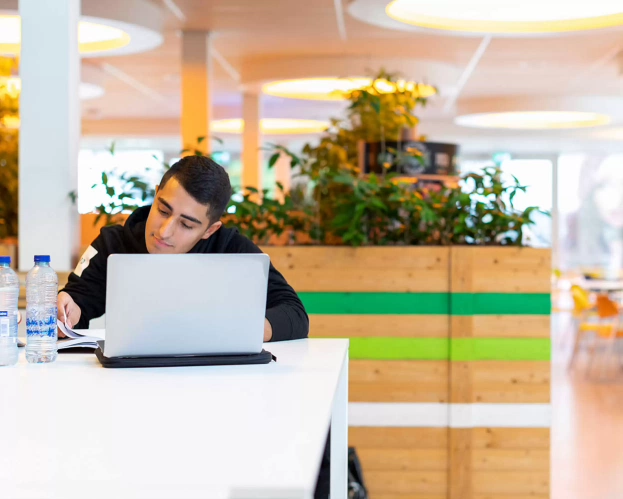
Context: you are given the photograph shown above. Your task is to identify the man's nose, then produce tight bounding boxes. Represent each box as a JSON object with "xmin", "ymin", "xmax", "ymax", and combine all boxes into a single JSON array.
[{"xmin": 159, "ymin": 218, "xmax": 175, "ymax": 239}]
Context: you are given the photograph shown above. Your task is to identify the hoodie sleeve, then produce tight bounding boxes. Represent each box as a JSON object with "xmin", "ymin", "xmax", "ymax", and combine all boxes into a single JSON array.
[
  {"xmin": 60, "ymin": 228, "xmax": 118, "ymax": 329},
  {"xmin": 226, "ymin": 233, "xmax": 310, "ymax": 342}
]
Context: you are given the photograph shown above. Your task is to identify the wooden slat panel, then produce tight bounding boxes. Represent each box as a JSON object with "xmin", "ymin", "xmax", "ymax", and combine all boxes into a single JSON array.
[
  {"xmin": 374, "ymin": 495, "xmax": 446, "ymax": 499},
  {"xmin": 357, "ymin": 448, "xmax": 447, "ymax": 471},
  {"xmin": 264, "ymin": 246, "xmax": 450, "ymax": 269},
  {"xmin": 474, "ymin": 496, "xmax": 548, "ymax": 499},
  {"xmin": 450, "ymin": 428, "xmax": 472, "ymax": 499},
  {"xmin": 472, "ymin": 449, "xmax": 550, "ymax": 471},
  {"xmin": 473, "ymin": 471, "xmax": 549, "ymax": 495},
  {"xmin": 472, "ymin": 428, "xmax": 550, "ymax": 449},
  {"xmin": 451, "ymin": 247, "xmax": 551, "ymax": 293},
  {"xmin": 264, "ymin": 246, "xmax": 450, "ymax": 292},
  {"xmin": 350, "ymin": 360, "xmax": 448, "ymax": 403},
  {"xmin": 365, "ymin": 471, "xmax": 447, "ymax": 496},
  {"xmin": 310, "ymin": 315, "xmax": 448, "ymax": 338},
  {"xmin": 453, "ymin": 362, "xmax": 550, "ymax": 403},
  {"xmin": 450, "ymin": 361, "xmax": 472, "ymax": 404},
  {"xmin": 472, "ymin": 315, "xmax": 551, "ymax": 338},
  {"xmin": 272, "ymin": 268, "xmax": 449, "ymax": 292},
  {"xmin": 349, "ymin": 427, "xmax": 448, "ymax": 449},
  {"xmin": 470, "ymin": 361, "xmax": 550, "ymax": 404}
]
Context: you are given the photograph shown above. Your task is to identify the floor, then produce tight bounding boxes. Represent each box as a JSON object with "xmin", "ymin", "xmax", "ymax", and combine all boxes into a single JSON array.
[{"xmin": 551, "ymin": 304, "xmax": 623, "ymax": 499}]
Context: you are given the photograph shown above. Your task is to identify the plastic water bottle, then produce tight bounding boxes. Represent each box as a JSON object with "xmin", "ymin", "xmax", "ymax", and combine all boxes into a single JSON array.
[
  {"xmin": 26, "ymin": 255, "xmax": 58, "ymax": 363},
  {"xmin": 0, "ymin": 256, "xmax": 19, "ymax": 366}
]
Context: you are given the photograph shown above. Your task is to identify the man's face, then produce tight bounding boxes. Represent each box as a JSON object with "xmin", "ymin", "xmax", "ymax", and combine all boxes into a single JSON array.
[{"xmin": 145, "ymin": 177, "xmax": 222, "ymax": 254}]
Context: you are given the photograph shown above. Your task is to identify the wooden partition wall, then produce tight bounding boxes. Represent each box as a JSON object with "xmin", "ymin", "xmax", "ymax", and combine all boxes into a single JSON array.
[{"xmin": 265, "ymin": 246, "xmax": 551, "ymax": 499}]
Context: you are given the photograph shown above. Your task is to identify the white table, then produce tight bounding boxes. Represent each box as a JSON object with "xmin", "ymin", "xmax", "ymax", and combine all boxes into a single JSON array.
[
  {"xmin": 0, "ymin": 338, "xmax": 349, "ymax": 499},
  {"xmin": 581, "ymin": 279, "xmax": 623, "ymax": 292}
]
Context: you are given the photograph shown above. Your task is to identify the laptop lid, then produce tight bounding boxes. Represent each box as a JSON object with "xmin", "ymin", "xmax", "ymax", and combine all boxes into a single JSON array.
[{"xmin": 103, "ymin": 253, "xmax": 270, "ymax": 358}]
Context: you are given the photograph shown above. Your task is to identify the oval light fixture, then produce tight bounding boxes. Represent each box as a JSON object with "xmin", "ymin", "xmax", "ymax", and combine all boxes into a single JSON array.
[
  {"xmin": 0, "ymin": 14, "xmax": 131, "ymax": 55},
  {"xmin": 0, "ymin": 0, "xmax": 164, "ymax": 58},
  {"xmin": 211, "ymin": 118, "xmax": 330, "ymax": 135},
  {"xmin": 262, "ymin": 77, "xmax": 436, "ymax": 101},
  {"xmin": 455, "ymin": 111, "xmax": 611, "ymax": 130},
  {"xmin": 385, "ymin": 0, "xmax": 623, "ymax": 34}
]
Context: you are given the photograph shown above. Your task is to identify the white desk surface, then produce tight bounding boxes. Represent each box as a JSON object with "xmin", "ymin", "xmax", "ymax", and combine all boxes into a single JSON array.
[{"xmin": 0, "ymin": 338, "xmax": 349, "ymax": 499}]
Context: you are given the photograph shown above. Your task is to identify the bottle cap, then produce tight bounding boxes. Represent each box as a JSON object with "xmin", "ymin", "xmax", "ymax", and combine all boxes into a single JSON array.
[
  {"xmin": 0, "ymin": 256, "xmax": 10, "ymax": 265},
  {"xmin": 34, "ymin": 255, "xmax": 51, "ymax": 263}
]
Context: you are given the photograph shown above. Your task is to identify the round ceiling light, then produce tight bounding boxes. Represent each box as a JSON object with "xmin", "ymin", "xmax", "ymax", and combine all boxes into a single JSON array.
[
  {"xmin": 455, "ymin": 111, "xmax": 611, "ymax": 130},
  {"xmin": 385, "ymin": 0, "xmax": 623, "ymax": 34},
  {"xmin": 0, "ymin": 14, "xmax": 131, "ymax": 55},
  {"xmin": 262, "ymin": 77, "xmax": 436, "ymax": 101},
  {"xmin": 211, "ymin": 118, "xmax": 330, "ymax": 135}
]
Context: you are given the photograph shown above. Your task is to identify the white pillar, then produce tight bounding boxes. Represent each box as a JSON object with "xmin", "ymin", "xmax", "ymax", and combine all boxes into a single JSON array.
[
  {"xmin": 18, "ymin": 0, "xmax": 80, "ymax": 272},
  {"xmin": 181, "ymin": 31, "xmax": 211, "ymax": 156},
  {"xmin": 242, "ymin": 92, "xmax": 262, "ymax": 193}
]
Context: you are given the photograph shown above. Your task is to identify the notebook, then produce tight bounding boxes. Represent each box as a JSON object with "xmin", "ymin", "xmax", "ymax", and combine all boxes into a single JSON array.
[{"xmin": 57, "ymin": 321, "xmax": 105, "ymax": 350}]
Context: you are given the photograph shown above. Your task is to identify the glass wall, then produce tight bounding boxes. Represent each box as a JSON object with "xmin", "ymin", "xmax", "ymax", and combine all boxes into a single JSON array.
[
  {"xmin": 458, "ymin": 156, "xmax": 553, "ymax": 248},
  {"xmin": 557, "ymin": 153, "xmax": 623, "ymax": 277}
]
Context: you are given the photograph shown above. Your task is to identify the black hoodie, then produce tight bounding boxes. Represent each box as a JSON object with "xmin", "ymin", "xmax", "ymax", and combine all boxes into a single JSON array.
[{"xmin": 62, "ymin": 206, "xmax": 309, "ymax": 342}]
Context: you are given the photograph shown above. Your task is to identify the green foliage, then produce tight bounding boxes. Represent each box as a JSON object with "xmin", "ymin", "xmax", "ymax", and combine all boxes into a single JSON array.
[
  {"xmin": 0, "ymin": 58, "xmax": 19, "ymax": 239},
  {"xmin": 225, "ymin": 70, "xmax": 547, "ymax": 247},
  {"xmin": 0, "ymin": 128, "xmax": 18, "ymax": 239}
]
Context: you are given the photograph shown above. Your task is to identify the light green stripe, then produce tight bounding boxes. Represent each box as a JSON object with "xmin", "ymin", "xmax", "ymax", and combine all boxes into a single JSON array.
[
  {"xmin": 350, "ymin": 338, "xmax": 449, "ymax": 360},
  {"xmin": 345, "ymin": 338, "xmax": 551, "ymax": 361},
  {"xmin": 451, "ymin": 293, "xmax": 551, "ymax": 315},
  {"xmin": 451, "ymin": 338, "xmax": 551, "ymax": 361},
  {"xmin": 300, "ymin": 292, "xmax": 449, "ymax": 315},
  {"xmin": 300, "ymin": 292, "xmax": 550, "ymax": 315}
]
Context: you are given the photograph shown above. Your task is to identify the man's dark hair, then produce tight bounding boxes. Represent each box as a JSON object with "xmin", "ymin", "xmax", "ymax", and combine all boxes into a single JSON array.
[{"xmin": 159, "ymin": 155, "xmax": 232, "ymax": 224}]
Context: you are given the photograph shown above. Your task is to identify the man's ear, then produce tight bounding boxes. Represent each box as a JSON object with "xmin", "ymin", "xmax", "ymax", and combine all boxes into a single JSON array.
[{"xmin": 201, "ymin": 221, "xmax": 222, "ymax": 240}]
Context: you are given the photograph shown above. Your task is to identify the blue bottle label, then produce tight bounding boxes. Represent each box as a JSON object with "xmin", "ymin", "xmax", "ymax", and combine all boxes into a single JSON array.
[{"xmin": 0, "ymin": 311, "xmax": 8, "ymax": 337}]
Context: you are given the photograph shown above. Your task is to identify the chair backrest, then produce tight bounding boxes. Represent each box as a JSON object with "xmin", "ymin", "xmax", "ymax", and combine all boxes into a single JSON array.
[
  {"xmin": 571, "ymin": 285, "xmax": 592, "ymax": 314},
  {"xmin": 596, "ymin": 294, "xmax": 619, "ymax": 319}
]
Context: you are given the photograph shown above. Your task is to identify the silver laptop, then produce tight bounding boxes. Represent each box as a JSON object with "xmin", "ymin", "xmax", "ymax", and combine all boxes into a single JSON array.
[{"xmin": 103, "ymin": 253, "xmax": 270, "ymax": 358}]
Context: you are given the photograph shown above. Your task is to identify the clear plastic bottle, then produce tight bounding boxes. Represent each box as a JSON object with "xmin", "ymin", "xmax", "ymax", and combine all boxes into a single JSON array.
[
  {"xmin": 0, "ymin": 256, "xmax": 19, "ymax": 366},
  {"xmin": 25, "ymin": 255, "xmax": 58, "ymax": 364}
]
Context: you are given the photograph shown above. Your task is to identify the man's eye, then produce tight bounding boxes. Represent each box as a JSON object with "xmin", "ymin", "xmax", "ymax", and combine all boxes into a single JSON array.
[
  {"xmin": 182, "ymin": 223, "xmax": 192, "ymax": 230},
  {"xmin": 158, "ymin": 209, "xmax": 169, "ymax": 216}
]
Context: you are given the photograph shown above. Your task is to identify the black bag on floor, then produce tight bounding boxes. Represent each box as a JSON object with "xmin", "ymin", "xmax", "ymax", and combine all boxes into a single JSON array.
[{"xmin": 348, "ymin": 447, "xmax": 368, "ymax": 499}]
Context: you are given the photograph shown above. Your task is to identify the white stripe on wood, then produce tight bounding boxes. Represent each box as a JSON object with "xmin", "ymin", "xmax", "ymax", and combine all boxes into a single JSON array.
[{"xmin": 349, "ymin": 403, "xmax": 551, "ymax": 428}]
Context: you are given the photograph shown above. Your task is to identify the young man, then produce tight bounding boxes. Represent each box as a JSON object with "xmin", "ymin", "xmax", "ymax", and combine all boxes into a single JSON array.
[{"xmin": 58, "ymin": 155, "xmax": 309, "ymax": 342}]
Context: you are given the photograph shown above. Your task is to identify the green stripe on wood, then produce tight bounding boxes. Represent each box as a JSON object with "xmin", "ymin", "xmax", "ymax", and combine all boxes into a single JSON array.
[
  {"xmin": 451, "ymin": 338, "xmax": 551, "ymax": 361},
  {"xmin": 350, "ymin": 338, "xmax": 449, "ymax": 360},
  {"xmin": 345, "ymin": 338, "xmax": 551, "ymax": 360},
  {"xmin": 451, "ymin": 293, "xmax": 551, "ymax": 315},
  {"xmin": 299, "ymin": 292, "xmax": 551, "ymax": 315},
  {"xmin": 300, "ymin": 292, "xmax": 449, "ymax": 315}
]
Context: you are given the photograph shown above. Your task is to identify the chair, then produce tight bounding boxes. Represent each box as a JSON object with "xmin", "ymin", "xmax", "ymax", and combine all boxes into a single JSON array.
[{"xmin": 571, "ymin": 292, "xmax": 623, "ymax": 380}]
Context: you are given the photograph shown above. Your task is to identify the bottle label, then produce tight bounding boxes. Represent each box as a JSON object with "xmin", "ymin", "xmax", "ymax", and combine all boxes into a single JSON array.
[
  {"xmin": 26, "ymin": 306, "xmax": 57, "ymax": 338},
  {"xmin": 0, "ymin": 311, "xmax": 8, "ymax": 338}
]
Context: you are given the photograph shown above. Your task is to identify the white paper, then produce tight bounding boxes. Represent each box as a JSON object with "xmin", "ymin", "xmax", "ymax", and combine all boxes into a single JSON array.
[{"xmin": 57, "ymin": 325, "xmax": 105, "ymax": 350}]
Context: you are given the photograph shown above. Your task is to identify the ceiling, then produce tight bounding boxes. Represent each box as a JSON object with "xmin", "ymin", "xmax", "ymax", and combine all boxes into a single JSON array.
[{"xmin": 70, "ymin": 0, "xmax": 623, "ymax": 153}]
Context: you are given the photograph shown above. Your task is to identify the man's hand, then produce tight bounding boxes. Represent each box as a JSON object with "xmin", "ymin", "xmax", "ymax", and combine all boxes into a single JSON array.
[
  {"xmin": 264, "ymin": 318, "xmax": 273, "ymax": 342},
  {"xmin": 57, "ymin": 292, "xmax": 82, "ymax": 338}
]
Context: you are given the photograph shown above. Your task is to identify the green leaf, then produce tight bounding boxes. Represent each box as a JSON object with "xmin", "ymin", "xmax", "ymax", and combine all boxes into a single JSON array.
[
  {"xmin": 108, "ymin": 142, "xmax": 116, "ymax": 156},
  {"xmin": 102, "ymin": 172, "xmax": 108, "ymax": 185},
  {"xmin": 196, "ymin": 136, "xmax": 206, "ymax": 144},
  {"xmin": 268, "ymin": 153, "xmax": 280, "ymax": 168}
]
